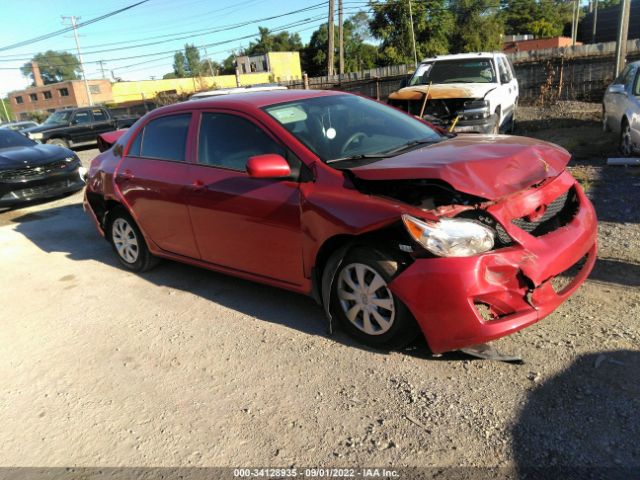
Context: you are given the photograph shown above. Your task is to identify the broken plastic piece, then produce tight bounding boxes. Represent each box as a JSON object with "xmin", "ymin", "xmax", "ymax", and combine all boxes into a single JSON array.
[{"xmin": 459, "ymin": 343, "xmax": 523, "ymax": 364}]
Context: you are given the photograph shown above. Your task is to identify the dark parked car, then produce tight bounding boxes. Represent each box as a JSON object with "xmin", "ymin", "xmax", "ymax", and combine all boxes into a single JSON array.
[
  {"xmin": 85, "ymin": 90, "xmax": 597, "ymax": 353},
  {"xmin": 23, "ymin": 106, "xmax": 138, "ymax": 149},
  {"xmin": 0, "ymin": 121, "xmax": 40, "ymax": 133},
  {"xmin": 0, "ymin": 129, "xmax": 85, "ymax": 208}
]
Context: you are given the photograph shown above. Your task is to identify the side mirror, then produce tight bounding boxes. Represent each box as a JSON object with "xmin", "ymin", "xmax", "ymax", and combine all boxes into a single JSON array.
[
  {"xmin": 246, "ymin": 154, "xmax": 291, "ymax": 179},
  {"xmin": 608, "ymin": 84, "xmax": 626, "ymax": 95},
  {"xmin": 398, "ymin": 77, "xmax": 408, "ymax": 89},
  {"xmin": 500, "ymin": 74, "xmax": 510, "ymax": 84}
]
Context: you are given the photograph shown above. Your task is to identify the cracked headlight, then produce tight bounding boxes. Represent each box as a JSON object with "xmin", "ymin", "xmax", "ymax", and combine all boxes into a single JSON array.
[
  {"xmin": 460, "ymin": 99, "xmax": 491, "ymax": 120},
  {"xmin": 402, "ymin": 214, "xmax": 495, "ymax": 257}
]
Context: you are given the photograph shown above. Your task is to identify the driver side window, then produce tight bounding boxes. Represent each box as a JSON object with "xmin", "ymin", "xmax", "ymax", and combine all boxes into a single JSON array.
[{"xmin": 198, "ymin": 113, "xmax": 286, "ymax": 171}]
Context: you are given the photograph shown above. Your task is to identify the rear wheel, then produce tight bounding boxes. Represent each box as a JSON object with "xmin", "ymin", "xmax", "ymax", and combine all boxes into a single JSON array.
[
  {"xmin": 620, "ymin": 120, "xmax": 633, "ymax": 157},
  {"xmin": 108, "ymin": 210, "xmax": 158, "ymax": 272},
  {"xmin": 331, "ymin": 247, "xmax": 420, "ymax": 350},
  {"xmin": 46, "ymin": 138, "xmax": 69, "ymax": 149}
]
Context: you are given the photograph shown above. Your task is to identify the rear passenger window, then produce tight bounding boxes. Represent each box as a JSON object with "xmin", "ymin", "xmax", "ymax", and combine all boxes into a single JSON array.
[
  {"xmin": 198, "ymin": 113, "xmax": 285, "ymax": 171},
  {"xmin": 140, "ymin": 114, "xmax": 191, "ymax": 161},
  {"xmin": 92, "ymin": 109, "xmax": 107, "ymax": 121}
]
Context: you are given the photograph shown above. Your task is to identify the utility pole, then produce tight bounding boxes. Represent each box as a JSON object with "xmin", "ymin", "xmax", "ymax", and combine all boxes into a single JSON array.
[
  {"xmin": 0, "ymin": 97, "xmax": 10, "ymax": 122},
  {"xmin": 98, "ymin": 60, "xmax": 107, "ymax": 79},
  {"xmin": 614, "ymin": 0, "xmax": 631, "ymax": 76},
  {"xmin": 203, "ymin": 46, "xmax": 215, "ymax": 76},
  {"xmin": 408, "ymin": 0, "xmax": 418, "ymax": 68},
  {"xmin": 338, "ymin": 0, "xmax": 344, "ymax": 77},
  {"xmin": 327, "ymin": 0, "xmax": 335, "ymax": 76},
  {"xmin": 592, "ymin": 0, "xmax": 599, "ymax": 43},
  {"xmin": 571, "ymin": 0, "xmax": 580, "ymax": 46},
  {"xmin": 62, "ymin": 15, "xmax": 93, "ymax": 106}
]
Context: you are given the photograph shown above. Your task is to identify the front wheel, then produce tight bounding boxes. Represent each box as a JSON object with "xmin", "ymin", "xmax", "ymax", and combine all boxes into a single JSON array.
[
  {"xmin": 108, "ymin": 210, "xmax": 158, "ymax": 272},
  {"xmin": 331, "ymin": 247, "xmax": 420, "ymax": 350},
  {"xmin": 47, "ymin": 138, "xmax": 69, "ymax": 149}
]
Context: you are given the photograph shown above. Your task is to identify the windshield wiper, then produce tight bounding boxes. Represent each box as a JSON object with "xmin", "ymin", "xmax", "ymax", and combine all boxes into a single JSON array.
[
  {"xmin": 381, "ymin": 138, "xmax": 440, "ymax": 155},
  {"xmin": 326, "ymin": 153, "xmax": 389, "ymax": 164}
]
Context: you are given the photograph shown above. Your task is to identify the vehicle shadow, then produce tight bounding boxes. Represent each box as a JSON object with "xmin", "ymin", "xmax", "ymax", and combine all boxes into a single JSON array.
[
  {"xmin": 511, "ymin": 350, "xmax": 640, "ymax": 479},
  {"xmin": 9, "ymin": 202, "xmax": 434, "ymax": 357}
]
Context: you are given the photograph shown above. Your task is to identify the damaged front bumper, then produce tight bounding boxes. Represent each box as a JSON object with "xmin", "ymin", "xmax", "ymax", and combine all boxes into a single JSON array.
[
  {"xmin": 451, "ymin": 113, "xmax": 499, "ymax": 134},
  {"xmin": 388, "ymin": 172, "xmax": 597, "ymax": 353}
]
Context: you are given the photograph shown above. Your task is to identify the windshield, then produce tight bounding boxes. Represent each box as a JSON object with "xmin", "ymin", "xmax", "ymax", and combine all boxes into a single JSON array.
[
  {"xmin": 44, "ymin": 111, "xmax": 72, "ymax": 125},
  {"xmin": 410, "ymin": 59, "xmax": 496, "ymax": 85},
  {"xmin": 0, "ymin": 130, "xmax": 36, "ymax": 149},
  {"xmin": 263, "ymin": 94, "xmax": 442, "ymax": 163}
]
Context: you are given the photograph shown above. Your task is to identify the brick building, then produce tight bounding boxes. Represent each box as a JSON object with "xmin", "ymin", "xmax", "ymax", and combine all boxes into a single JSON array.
[
  {"xmin": 503, "ymin": 37, "xmax": 580, "ymax": 54},
  {"xmin": 8, "ymin": 62, "xmax": 113, "ymax": 120}
]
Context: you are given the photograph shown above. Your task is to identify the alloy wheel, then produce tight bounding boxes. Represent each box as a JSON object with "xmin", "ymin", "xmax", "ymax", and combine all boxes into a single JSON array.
[
  {"xmin": 112, "ymin": 217, "xmax": 139, "ymax": 264},
  {"xmin": 337, "ymin": 263, "xmax": 395, "ymax": 336}
]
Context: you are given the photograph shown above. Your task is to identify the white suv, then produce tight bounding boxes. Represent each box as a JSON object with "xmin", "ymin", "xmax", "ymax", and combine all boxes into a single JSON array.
[{"xmin": 389, "ymin": 53, "xmax": 519, "ymax": 134}]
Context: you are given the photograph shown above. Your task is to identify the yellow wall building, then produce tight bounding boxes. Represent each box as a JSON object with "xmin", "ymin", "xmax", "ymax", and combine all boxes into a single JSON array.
[{"xmin": 111, "ymin": 51, "xmax": 302, "ymax": 104}]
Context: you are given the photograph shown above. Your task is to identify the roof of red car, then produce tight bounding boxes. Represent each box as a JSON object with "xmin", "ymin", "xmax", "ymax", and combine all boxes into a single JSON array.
[{"xmin": 157, "ymin": 89, "xmax": 346, "ymax": 115}]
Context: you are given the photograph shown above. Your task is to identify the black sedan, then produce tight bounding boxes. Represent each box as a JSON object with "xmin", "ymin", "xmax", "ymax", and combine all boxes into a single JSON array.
[{"xmin": 0, "ymin": 129, "xmax": 85, "ymax": 208}]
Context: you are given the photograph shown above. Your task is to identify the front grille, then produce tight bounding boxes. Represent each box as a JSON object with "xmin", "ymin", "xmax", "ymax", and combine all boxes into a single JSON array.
[
  {"xmin": 0, "ymin": 160, "xmax": 71, "ymax": 181},
  {"xmin": 512, "ymin": 187, "xmax": 579, "ymax": 237},
  {"xmin": 10, "ymin": 180, "xmax": 72, "ymax": 199},
  {"xmin": 551, "ymin": 254, "xmax": 589, "ymax": 294}
]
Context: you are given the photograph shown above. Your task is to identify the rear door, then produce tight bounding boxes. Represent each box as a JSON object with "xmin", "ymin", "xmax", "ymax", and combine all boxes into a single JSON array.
[
  {"xmin": 115, "ymin": 112, "xmax": 200, "ymax": 258},
  {"xmin": 185, "ymin": 110, "xmax": 303, "ymax": 285},
  {"xmin": 91, "ymin": 108, "xmax": 114, "ymax": 137}
]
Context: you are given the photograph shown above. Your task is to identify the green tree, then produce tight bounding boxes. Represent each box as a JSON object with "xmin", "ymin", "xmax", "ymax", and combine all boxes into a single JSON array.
[
  {"xmin": 243, "ymin": 27, "xmax": 303, "ymax": 56},
  {"xmin": 302, "ymin": 15, "xmax": 378, "ymax": 76},
  {"xmin": 172, "ymin": 51, "xmax": 187, "ymax": 78},
  {"xmin": 369, "ymin": 0, "xmax": 454, "ymax": 65},
  {"xmin": 450, "ymin": 0, "xmax": 504, "ymax": 53},
  {"xmin": 1, "ymin": 97, "xmax": 13, "ymax": 123},
  {"xmin": 172, "ymin": 44, "xmax": 206, "ymax": 77},
  {"xmin": 20, "ymin": 50, "xmax": 80, "ymax": 85},
  {"xmin": 501, "ymin": 0, "xmax": 574, "ymax": 37},
  {"xmin": 184, "ymin": 43, "xmax": 204, "ymax": 76}
]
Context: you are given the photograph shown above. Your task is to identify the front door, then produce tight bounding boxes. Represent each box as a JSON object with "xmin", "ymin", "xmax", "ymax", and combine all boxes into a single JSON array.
[
  {"xmin": 69, "ymin": 109, "xmax": 94, "ymax": 143},
  {"xmin": 115, "ymin": 112, "xmax": 200, "ymax": 258},
  {"xmin": 186, "ymin": 111, "xmax": 303, "ymax": 285}
]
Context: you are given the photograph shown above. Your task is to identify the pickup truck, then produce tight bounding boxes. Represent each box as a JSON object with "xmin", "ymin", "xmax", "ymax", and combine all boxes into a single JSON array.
[
  {"xmin": 388, "ymin": 52, "xmax": 519, "ymax": 134},
  {"xmin": 23, "ymin": 106, "xmax": 139, "ymax": 149}
]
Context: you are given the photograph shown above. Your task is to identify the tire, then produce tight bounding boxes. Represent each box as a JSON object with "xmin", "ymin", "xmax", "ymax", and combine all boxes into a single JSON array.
[
  {"xmin": 108, "ymin": 209, "xmax": 158, "ymax": 272},
  {"xmin": 46, "ymin": 138, "xmax": 69, "ymax": 149},
  {"xmin": 620, "ymin": 119, "xmax": 633, "ymax": 157},
  {"xmin": 492, "ymin": 108, "xmax": 501, "ymax": 135},
  {"xmin": 602, "ymin": 105, "xmax": 610, "ymax": 132},
  {"xmin": 508, "ymin": 103, "xmax": 517, "ymax": 134},
  {"xmin": 330, "ymin": 247, "xmax": 420, "ymax": 350}
]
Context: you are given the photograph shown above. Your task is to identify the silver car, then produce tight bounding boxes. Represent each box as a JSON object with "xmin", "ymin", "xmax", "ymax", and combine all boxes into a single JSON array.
[{"xmin": 603, "ymin": 60, "xmax": 640, "ymax": 156}]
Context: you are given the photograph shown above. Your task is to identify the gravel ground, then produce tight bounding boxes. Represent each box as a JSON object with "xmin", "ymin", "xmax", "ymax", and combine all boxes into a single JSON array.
[{"xmin": 0, "ymin": 110, "xmax": 639, "ymax": 476}]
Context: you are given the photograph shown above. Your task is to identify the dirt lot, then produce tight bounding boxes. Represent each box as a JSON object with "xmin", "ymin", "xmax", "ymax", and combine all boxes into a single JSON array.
[{"xmin": 1, "ymin": 105, "xmax": 639, "ymax": 476}]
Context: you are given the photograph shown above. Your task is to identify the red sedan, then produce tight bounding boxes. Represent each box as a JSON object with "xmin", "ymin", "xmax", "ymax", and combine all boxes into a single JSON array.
[{"xmin": 84, "ymin": 90, "xmax": 597, "ymax": 353}]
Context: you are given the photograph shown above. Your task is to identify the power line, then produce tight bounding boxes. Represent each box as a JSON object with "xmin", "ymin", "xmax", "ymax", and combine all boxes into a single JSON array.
[{"xmin": 0, "ymin": 0, "xmax": 150, "ymax": 53}]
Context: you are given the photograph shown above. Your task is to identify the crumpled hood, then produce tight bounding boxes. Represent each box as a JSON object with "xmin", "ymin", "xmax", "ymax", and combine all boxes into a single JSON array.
[
  {"xmin": 348, "ymin": 135, "xmax": 571, "ymax": 201},
  {"xmin": 388, "ymin": 83, "xmax": 497, "ymax": 101},
  {"xmin": 0, "ymin": 144, "xmax": 74, "ymax": 169}
]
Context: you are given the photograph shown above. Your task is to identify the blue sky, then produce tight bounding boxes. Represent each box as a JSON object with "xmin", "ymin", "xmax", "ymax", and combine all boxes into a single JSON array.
[{"xmin": 0, "ymin": 0, "xmax": 370, "ymax": 96}]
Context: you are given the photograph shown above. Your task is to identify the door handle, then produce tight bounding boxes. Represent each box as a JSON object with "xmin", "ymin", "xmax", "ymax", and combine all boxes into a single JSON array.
[
  {"xmin": 121, "ymin": 169, "xmax": 134, "ymax": 180},
  {"xmin": 191, "ymin": 179, "xmax": 206, "ymax": 192}
]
